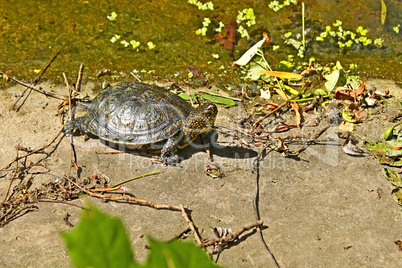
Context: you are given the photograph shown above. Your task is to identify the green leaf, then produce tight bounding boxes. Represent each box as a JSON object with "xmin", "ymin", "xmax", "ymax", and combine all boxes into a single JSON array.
[
  {"xmin": 142, "ymin": 238, "xmax": 219, "ymax": 268},
  {"xmin": 384, "ymin": 126, "xmax": 395, "ymax": 140},
  {"xmin": 201, "ymin": 93, "xmax": 236, "ymax": 106},
  {"xmin": 313, "ymin": 88, "xmax": 328, "ymax": 96},
  {"xmin": 342, "ymin": 108, "xmax": 357, "ymax": 123},
  {"xmin": 245, "ymin": 62, "xmax": 269, "ymax": 81},
  {"xmin": 364, "ymin": 140, "xmax": 402, "ymax": 166},
  {"xmin": 282, "ymin": 84, "xmax": 301, "ymax": 96},
  {"xmin": 324, "ymin": 69, "xmax": 346, "ymax": 92},
  {"xmin": 178, "ymin": 93, "xmax": 196, "ymax": 101},
  {"xmin": 382, "ymin": 168, "xmax": 402, "ymax": 187},
  {"xmin": 276, "ymin": 60, "xmax": 294, "ymax": 72},
  {"xmin": 61, "ymin": 201, "xmax": 136, "ymax": 268},
  {"xmin": 346, "ymin": 75, "xmax": 363, "ymax": 90}
]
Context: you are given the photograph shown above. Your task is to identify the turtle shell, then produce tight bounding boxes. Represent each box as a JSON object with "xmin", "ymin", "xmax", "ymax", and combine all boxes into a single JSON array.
[{"xmin": 78, "ymin": 82, "xmax": 193, "ymax": 147}]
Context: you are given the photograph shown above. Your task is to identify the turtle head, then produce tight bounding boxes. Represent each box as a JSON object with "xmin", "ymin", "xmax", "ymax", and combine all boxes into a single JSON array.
[{"xmin": 183, "ymin": 101, "xmax": 217, "ymax": 136}]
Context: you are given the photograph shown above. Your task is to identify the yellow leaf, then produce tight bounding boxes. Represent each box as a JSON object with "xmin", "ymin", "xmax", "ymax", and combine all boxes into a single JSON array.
[
  {"xmin": 258, "ymin": 70, "xmax": 302, "ymax": 80},
  {"xmin": 380, "ymin": 0, "xmax": 387, "ymax": 25}
]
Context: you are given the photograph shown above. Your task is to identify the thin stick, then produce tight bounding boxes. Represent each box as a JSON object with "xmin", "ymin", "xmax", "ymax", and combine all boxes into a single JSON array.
[
  {"xmin": 64, "ymin": 176, "xmax": 183, "ymax": 211},
  {"xmin": 130, "ymin": 72, "xmax": 142, "ymax": 82},
  {"xmin": 1, "ymin": 150, "xmax": 19, "ymax": 204},
  {"xmin": 62, "ymin": 73, "xmax": 74, "ymax": 179},
  {"xmin": 110, "ymin": 169, "xmax": 161, "ymax": 188},
  {"xmin": 0, "ymin": 71, "xmax": 63, "ymax": 99},
  {"xmin": 293, "ymin": 123, "xmax": 331, "ymax": 155},
  {"xmin": 202, "ymin": 220, "xmax": 263, "ymax": 247},
  {"xmin": 0, "ymin": 122, "xmax": 67, "ymax": 172},
  {"xmin": 186, "ymin": 86, "xmax": 194, "ymax": 106},
  {"xmin": 11, "ymin": 51, "xmax": 61, "ymax": 111},
  {"xmin": 253, "ymin": 101, "xmax": 288, "ymax": 127},
  {"xmin": 75, "ymin": 64, "xmax": 84, "ymax": 92},
  {"xmin": 33, "ymin": 50, "xmax": 61, "ymax": 86},
  {"xmin": 179, "ymin": 204, "xmax": 203, "ymax": 246},
  {"xmin": 302, "ymin": 2, "xmax": 305, "ymax": 52},
  {"xmin": 169, "ymin": 227, "xmax": 191, "ymax": 241}
]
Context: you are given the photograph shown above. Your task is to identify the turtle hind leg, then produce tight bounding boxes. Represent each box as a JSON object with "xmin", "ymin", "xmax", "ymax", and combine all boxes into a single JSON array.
[{"xmin": 160, "ymin": 136, "xmax": 179, "ymax": 166}]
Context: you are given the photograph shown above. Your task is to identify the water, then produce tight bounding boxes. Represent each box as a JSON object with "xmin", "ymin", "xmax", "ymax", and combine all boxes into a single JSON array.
[{"xmin": 0, "ymin": 0, "xmax": 401, "ymax": 88}]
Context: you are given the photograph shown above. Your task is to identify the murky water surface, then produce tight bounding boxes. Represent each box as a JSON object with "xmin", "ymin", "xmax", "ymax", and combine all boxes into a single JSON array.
[{"xmin": 0, "ymin": 0, "xmax": 401, "ymax": 88}]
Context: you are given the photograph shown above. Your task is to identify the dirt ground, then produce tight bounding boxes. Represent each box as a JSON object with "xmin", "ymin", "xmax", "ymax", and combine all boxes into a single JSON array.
[{"xmin": 0, "ymin": 79, "xmax": 401, "ymax": 267}]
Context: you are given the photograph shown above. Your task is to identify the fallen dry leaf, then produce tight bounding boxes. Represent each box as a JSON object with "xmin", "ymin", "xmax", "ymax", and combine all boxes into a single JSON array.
[
  {"xmin": 187, "ymin": 65, "xmax": 207, "ymax": 85},
  {"xmin": 215, "ymin": 20, "xmax": 237, "ymax": 51}
]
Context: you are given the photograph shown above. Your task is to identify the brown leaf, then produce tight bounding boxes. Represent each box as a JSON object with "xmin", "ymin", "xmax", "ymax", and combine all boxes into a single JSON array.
[
  {"xmin": 290, "ymin": 102, "xmax": 301, "ymax": 126},
  {"xmin": 187, "ymin": 65, "xmax": 207, "ymax": 85},
  {"xmin": 215, "ymin": 20, "xmax": 237, "ymax": 51}
]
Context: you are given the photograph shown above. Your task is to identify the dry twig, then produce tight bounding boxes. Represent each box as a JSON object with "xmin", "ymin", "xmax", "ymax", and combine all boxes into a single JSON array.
[
  {"xmin": 0, "ymin": 123, "xmax": 67, "ymax": 172},
  {"xmin": 202, "ymin": 220, "xmax": 263, "ymax": 247},
  {"xmin": 179, "ymin": 204, "xmax": 203, "ymax": 246}
]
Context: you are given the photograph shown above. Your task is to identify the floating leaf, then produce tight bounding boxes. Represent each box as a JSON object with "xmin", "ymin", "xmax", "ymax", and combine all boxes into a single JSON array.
[
  {"xmin": 258, "ymin": 70, "xmax": 302, "ymax": 80},
  {"xmin": 215, "ymin": 20, "xmax": 237, "ymax": 51},
  {"xmin": 382, "ymin": 168, "xmax": 402, "ymax": 187},
  {"xmin": 380, "ymin": 0, "xmax": 387, "ymax": 25},
  {"xmin": 276, "ymin": 60, "xmax": 294, "ymax": 72},
  {"xmin": 61, "ymin": 201, "xmax": 136, "ymax": 268},
  {"xmin": 233, "ymin": 35, "xmax": 268, "ymax": 66},
  {"xmin": 188, "ymin": 65, "xmax": 207, "ymax": 85},
  {"xmin": 201, "ymin": 93, "xmax": 235, "ymax": 106}
]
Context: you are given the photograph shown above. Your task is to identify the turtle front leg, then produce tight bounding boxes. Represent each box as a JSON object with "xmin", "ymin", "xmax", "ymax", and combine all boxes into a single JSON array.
[{"xmin": 160, "ymin": 136, "xmax": 179, "ymax": 165}]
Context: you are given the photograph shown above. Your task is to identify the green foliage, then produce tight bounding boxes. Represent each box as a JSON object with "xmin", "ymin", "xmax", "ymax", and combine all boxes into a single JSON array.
[
  {"xmin": 323, "ymin": 68, "xmax": 346, "ymax": 92},
  {"xmin": 61, "ymin": 202, "xmax": 136, "ymax": 268},
  {"xmin": 201, "ymin": 93, "xmax": 236, "ymax": 106},
  {"xmin": 141, "ymin": 238, "xmax": 218, "ymax": 268},
  {"xmin": 61, "ymin": 202, "xmax": 220, "ymax": 268}
]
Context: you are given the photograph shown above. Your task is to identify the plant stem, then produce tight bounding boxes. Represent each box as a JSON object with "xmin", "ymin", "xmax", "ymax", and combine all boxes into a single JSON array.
[
  {"xmin": 110, "ymin": 169, "xmax": 161, "ymax": 188},
  {"xmin": 302, "ymin": 2, "xmax": 305, "ymax": 52}
]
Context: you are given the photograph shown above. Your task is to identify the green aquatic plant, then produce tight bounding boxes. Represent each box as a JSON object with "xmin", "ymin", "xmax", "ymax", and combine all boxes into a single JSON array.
[
  {"xmin": 316, "ymin": 21, "xmax": 384, "ymax": 48},
  {"xmin": 188, "ymin": 0, "xmax": 214, "ymax": 11},
  {"xmin": 195, "ymin": 17, "xmax": 211, "ymax": 36},
  {"xmin": 268, "ymin": 0, "xmax": 298, "ymax": 12},
  {"xmin": 393, "ymin": 24, "xmax": 400, "ymax": 34},
  {"xmin": 236, "ymin": 8, "xmax": 256, "ymax": 39},
  {"xmin": 107, "ymin": 11, "xmax": 117, "ymax": 21},
  {"xmin": 147, "ymin": 41, "xmax": 156, "ymax": 50}
]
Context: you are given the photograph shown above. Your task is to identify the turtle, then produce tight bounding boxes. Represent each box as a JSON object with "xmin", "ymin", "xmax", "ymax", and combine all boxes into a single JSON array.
[{"xmin": 65, "ymin": 82, "xmax": 218, "ymax": 165}]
